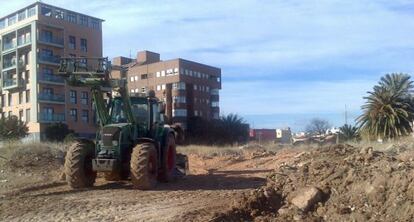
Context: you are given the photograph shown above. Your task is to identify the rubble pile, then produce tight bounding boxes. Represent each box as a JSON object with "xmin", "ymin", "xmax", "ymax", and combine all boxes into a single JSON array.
[{"xmin": 214, "ymin": 144, "xmax": 414, "ymax": 221}]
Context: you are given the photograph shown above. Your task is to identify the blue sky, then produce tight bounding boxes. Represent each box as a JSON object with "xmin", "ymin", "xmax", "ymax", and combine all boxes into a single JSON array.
[{"xmin": 3, "ymin": 0, "xmax": 414, "ymax": 131}]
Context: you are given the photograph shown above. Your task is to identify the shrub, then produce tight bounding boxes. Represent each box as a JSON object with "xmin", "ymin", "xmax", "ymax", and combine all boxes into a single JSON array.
[
  {"xmin": 0, "ymin": 115, "xmax": 29, "ymax": 140},
  {"xmin": 44, "ymin": 123, "xmax": 74, "ymax": 142}
]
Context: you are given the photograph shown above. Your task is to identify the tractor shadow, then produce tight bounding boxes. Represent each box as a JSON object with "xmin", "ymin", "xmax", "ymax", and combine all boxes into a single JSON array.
[{"xmin": 30, "ymin": 169, "xmax": 271, "ymax": 197}]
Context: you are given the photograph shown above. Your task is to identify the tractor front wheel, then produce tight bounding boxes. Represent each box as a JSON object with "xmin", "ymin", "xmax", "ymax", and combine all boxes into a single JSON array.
[
  {"xmin": 130, "ymin": 143, "xmax": 158, "ymax": 190},
  {"xmin": 64, "ymin": 140, "xmax": 96, "ymax": 188}
]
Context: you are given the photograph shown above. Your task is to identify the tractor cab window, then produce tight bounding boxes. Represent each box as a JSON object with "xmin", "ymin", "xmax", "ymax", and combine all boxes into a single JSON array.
[
  {"xmin": 131, "ymin": 103, "xmax": 148, "ymax": 125},
  {"xmin": 110, "ymin": 99, "xmax": 127, "ymax": 123},
  {"xmin": 152, "ymin": 103, "xmax": 160, "ymax": 124}
]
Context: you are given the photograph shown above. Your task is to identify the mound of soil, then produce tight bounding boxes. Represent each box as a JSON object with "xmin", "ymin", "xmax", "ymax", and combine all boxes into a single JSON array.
[{"xmin": 214, "ymin": 144, "xmax": 414, "ymax": 221}]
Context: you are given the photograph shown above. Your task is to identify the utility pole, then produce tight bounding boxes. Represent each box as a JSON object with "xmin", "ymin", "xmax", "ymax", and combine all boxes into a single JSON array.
[{"xmin": 345, "ymin": 104, "xmax": 348, "ymax": 125}]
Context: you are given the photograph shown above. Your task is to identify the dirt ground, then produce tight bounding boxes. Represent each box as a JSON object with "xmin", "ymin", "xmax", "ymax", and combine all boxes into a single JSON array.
[
  {"xmin": 0, "ymin": 145, "xmax": 300, "ymax": 222},
  {"xmin": 1, "ymin": 142, "xmax": 413, "ymax": 221}
]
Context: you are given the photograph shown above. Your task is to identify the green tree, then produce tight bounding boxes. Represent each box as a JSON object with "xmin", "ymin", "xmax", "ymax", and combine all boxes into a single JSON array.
[
  {"xmin": 44, "ymin": 122, "xmax": 75, "ymax": 142},
  {"xmin": 357, "ymin": 73, "xmax": 414, "ymax": 140},
  {"xmin": 219, "ymin": 113, "xmax": 249, "ymax": 145},
  {"xmin": 339, "ymin": 124, "xmax": 359, "ymax": 141},
  {"xmin": 0, "ymin": 115, "xmax": 29, "ymax": 140}
]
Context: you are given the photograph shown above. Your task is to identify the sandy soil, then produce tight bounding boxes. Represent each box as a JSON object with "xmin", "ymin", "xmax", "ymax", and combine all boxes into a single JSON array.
[{"xmin": 0, "ymin": 148, "xmax": 300, "ymax": 222}]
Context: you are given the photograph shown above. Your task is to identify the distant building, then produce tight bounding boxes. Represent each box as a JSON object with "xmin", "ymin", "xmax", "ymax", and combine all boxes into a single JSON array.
[
  {"xmin": 0, "ymin": 2, "xmax": 103, "ymax": 140},
  {"xmin": 112, "ymin": 51, "xmax": 222, "ymax": 129},
  {"xmin": 249, "ymin": 129, "xmax": 276, "ymax": 142},
  {"xmin": 275, "ymin": 128, "xmax": 292, "ymax": 144}
]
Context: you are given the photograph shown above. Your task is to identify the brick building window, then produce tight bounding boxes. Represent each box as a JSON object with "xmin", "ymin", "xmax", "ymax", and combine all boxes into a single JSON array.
[
  {"xmin": 70, "ymin": 109, "xmax": 77, "ymax": 122},
  {"xmin": 70, "ymin": 90, "xmax": 77, "ymax": 104},
  {"xmin": 67, "ymin": 13, "xmax": 77, "ymax": 23},
  {"xmin": 80, "ymin": 15, "xmax": 88, "ymax": 26},
  {"xmin": 80, "ymin": 38, "xmax": 87, "ymax": 52},
  {"xmin": 69, "ymin": 36, "xmax": 76, "ymax": 49},
  {"xmin": 81, "ymin": 91, "xmax": 88, "ymax": 105},
  {"xmin": 172, "ymin": 109, "xmax": 187, "ymax": 117},
  {"xmin": 81, "ymin": 110, "xmax": 89, "ymax": 123}
]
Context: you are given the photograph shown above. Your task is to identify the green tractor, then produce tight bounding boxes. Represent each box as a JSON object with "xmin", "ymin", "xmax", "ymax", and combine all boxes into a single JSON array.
[{"xmin": 58, "ymin": 57, "xmax": 185, "ymax": 190}]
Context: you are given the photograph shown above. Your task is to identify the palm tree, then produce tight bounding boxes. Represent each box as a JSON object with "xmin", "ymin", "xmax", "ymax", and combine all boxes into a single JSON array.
[
  {"xmin": 220, "ymin": 114, "xmax": 249, "ymax": 145},
  {"xmin": 357, "ymin": 73, "xmax": 414, "ymax": 140},
  {"xmin": 339, "ymin": 124, "xmax": 359, "ymax": 141}
]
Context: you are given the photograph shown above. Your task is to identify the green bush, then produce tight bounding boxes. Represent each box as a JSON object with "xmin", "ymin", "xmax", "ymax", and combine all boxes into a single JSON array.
[
  {"xmin": 44, "ymin": 123, "xmax": 74, "ymax": 142},
  {"xmin": 0, "ymin": 115, "xmax": 29, "ymax": 141},
  {"xmin": 187, "ymin": 114, "xmax": 249, "ymax": 146}
]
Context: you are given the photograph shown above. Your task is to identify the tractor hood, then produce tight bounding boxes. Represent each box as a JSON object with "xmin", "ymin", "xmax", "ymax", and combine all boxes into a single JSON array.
[{"xmin": 101, "ymin": 123, "xmax": 130, "ymax": 147}]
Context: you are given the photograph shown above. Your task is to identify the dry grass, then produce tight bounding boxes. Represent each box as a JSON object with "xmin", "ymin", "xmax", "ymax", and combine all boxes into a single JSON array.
[{"xmin": 177, "ymin": 144, "xmax": 242, "ymax": 156}]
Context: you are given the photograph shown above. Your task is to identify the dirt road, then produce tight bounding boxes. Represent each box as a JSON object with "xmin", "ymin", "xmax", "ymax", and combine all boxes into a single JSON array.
[{"xmin": 0, "ymin": 149, "xmax": 298, "ymax": 222}]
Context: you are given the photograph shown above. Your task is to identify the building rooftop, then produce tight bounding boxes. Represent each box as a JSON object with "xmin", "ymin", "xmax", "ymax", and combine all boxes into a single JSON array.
[{"xmin": 0, "ymin": 1, "xmax": 104, "ymax": 30}]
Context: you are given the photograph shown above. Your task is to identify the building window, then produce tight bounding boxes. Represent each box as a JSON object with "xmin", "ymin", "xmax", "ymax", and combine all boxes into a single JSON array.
[
  {"xmin": 18, "ymin": 92, "xmax": 22, "ymax": 104},
  {"xmin": 70, "ymin": 90, "xmax": 77, "ymax": 104},
  {"xmin": 8, "ymin": 94, "xmax": 12, "ymax": 106},
  {"xmin": 54, "ymin": 9, "xmax": 64, "ymax": 19},
  {"xmin": 81, "ymin": 91, "xmax": 88, "ymax": 105},
  {"xmin": 28, "ymin": 7, "xmax": 36, "ymax": 17},
  {"xmin": 156, "ymin": 85, "xmax": 161, "ymax": 91},
  {"xmin": 80, "ymin": 15, "xmax": 88, "ymax": 26},
  {"xmin": 18, "ymin": 10, "xmax": 26, "ymax": 21},
  {"xmin": 141, "ymin": 87, "xmax": 146, "ymax": 93},
  {"xmin": 141, "ymin": 74, "xmax": 148, "ymax": 79},
  {"xmin": 194, "ymin": 84, "xmax": 197, "ymax": 90},
  {"xmin": 67, "ymin": 13, "xmax": 77, "ymax": 23},
  {"xmin": 25, "ymin": 109, "xmax": 30, "ymax": 122},
  {"xmin": 0, "ymin": 19, "xmax": 5, "ymax": 29},
  {"xmin": 166, "ymin": 69, "xmax": 173, "ymax": 76},
  {"xmin": 26, "ymin": 90, "xmax": 30, "ymax": 103},
  {"xmin": 172, "ymin": 82, "xmax": 186, "ymax": 90},
  {"xmin": 8, "ymin": 15, "xmax": 17, "ymax": 26},
  {"xmin": 80, "ymin": 38, "xmax": 87, "ymax": 52},
  {"xmin": 130, "ymin": 76, "xmax": 134, "ymax": 82},
  {"xmin": 81, "ymin": 110, "xmax": 89, "ymax": 123},
  {"xmin": 41, "ymin": 6, "xmax": 52, "ymax": 17},
  {"xmin": 161, "ymin": 70, "xmax": 165, "ymax": 76},
  {"xmin": 134, "ymin": 76, "xmax": 138, "ymax": 81},
  {"xmin": 0, "ymin": 95, "xmax": 4, "ymax": 108},
  {"xmin": 172, "ymin": 109, "xmax": 187, "ymax": 117},
  {"xmin": 212, "ymin": 101, "xmax": 219, "ymax": 107},
  {"xmin": 91, "ymin": 19, "xmax": 100, "ymax": 29},
  {"xmin": 156, "ymin": 72, "xmax": 160, "ymax": 78},
  {"xmin": 173, "ymin": 96, "xmax": 186, "ymax": 104},
  {"xmin": 161, "ymin": 84, "xmax": 166, "ymax": 90},
  {"xmin": 69, "ymin": 36, "xmax": 76, "ymax": 49},
  {"xmin": 70, "ymin": 109, "xmax": 77, "ymax": 122},
  {"xmin": 19, "ymin": 110, "xmax": 23, "ymax": 121}
]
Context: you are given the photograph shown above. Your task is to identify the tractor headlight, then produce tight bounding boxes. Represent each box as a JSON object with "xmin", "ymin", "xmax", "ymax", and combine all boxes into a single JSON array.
[{"xmin": 112, "ymin": 140, "xmax": 119, "ymax": 146}]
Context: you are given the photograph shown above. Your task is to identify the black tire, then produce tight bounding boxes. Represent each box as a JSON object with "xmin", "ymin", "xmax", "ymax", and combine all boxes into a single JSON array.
[
  {"xmin": 64, "ymin": 140, "xmax": 96, "ymax": 188},
  {"xmin": 159, "ymin": 134, "xmax": 177, "ymax": 182},
  {"xmin": 130, "ymin": 143, "xmax": 158, "ymax": 190}
]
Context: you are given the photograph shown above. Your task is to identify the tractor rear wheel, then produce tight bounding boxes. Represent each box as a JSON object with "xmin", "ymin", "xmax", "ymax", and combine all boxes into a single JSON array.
[
  {"xmin": 64, "ymin": 140, "xmax": 96, "ymax": 188},
  {"xmin": 130, "ymin": 143, "xmax": 158, "ymax": 190},
  {"xmin": 159, "ymin": 134, "xmax": 176, "ymax": 182}
]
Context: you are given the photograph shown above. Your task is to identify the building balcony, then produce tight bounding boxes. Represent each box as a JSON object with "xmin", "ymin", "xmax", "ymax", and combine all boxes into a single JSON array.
[
  {"xmin": 3, "ymin": 79, "xmax": 17, "ymax": 87},
  {"xmin": 38, "ymin": 93, "xmax": 65, "ymax": 103},
  {"xmin": 3, "ymin": 42, "xmax": 16, "ymax": 51},
  {"xmin": 39, "ymin": 113, "xmax": 66, "ymax": 122},
  {"xmin": 3, "ymin": 60, "xmax": 17, "ymax": 70},
  {"xmin": 39, "ymin": 35, "xmax": 64, "ymax": 47},
  {"xmin": 38, "ymin": 54, "xmax": 60, "ymax": 65},
  {"xmin": 17, "ymin": 37, "xmax": 31, "ymax": 46},
  {"xmin": 2, "ymin": 78, "xmax": 25, "ymax": 90},
  {"xmin": 39, "ymin": 73, "xmax": 65, "ymax": 84}
]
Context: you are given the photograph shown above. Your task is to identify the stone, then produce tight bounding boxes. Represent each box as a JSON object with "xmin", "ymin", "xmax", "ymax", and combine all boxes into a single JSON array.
[{"xmin": 290, "ymin": 186, "xmax": 323, "ymax": 211}]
